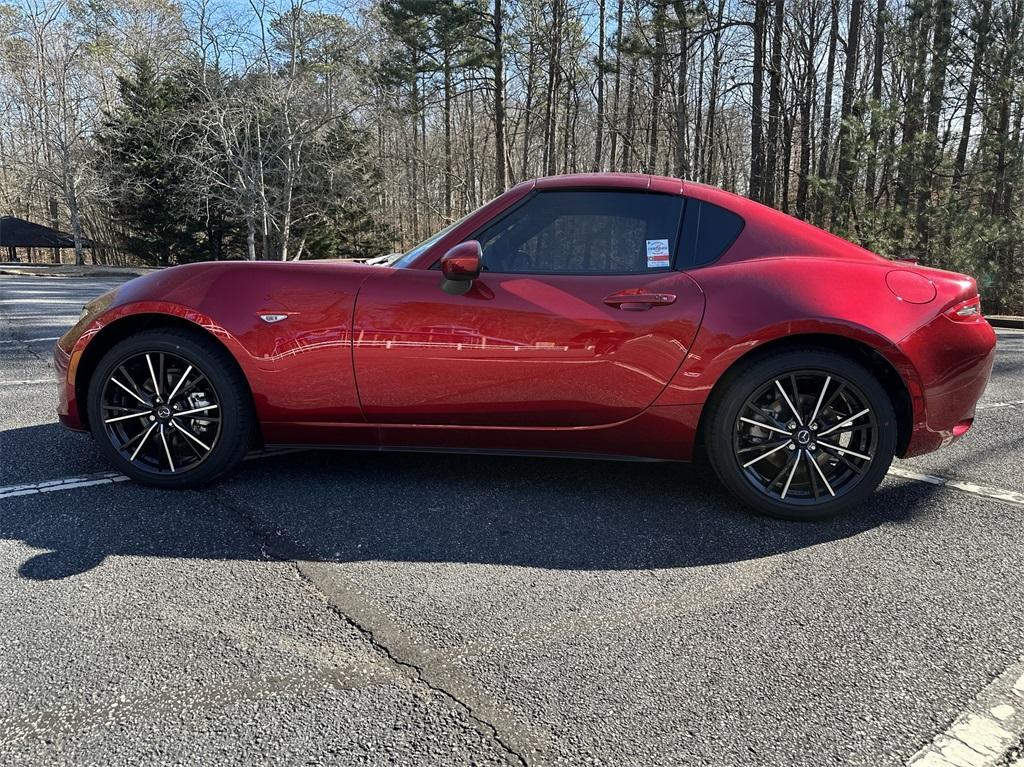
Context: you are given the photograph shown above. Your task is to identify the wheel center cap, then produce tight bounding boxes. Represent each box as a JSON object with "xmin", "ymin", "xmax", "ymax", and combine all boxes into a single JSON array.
[
  {"xmin": 155, "ymin": 405, "xmax": 172, "ymax": 421},
  {"xmin": 795, "ymin": 429, "xmax": 811, "ymax": 445}
]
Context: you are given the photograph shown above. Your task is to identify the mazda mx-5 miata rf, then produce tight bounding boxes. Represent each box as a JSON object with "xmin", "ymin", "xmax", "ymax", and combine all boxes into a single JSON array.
[{"xmin": 55, "ymin": 174, "xmax": 996, "ymax": 519}]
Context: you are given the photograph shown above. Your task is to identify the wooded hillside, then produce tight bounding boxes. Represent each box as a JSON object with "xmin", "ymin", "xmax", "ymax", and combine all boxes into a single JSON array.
[{"xmin": 0, "ymin": 0, "xmax": 1021, "ymax": 311}]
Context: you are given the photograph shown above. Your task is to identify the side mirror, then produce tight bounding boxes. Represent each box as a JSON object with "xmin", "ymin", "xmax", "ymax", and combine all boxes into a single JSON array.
[
  {"xmin": 439, "ymin": 241, "xmax": 482, "ymax": 294},
  {"xmin": 441, "ymin": 241, "xmax": 482, "ymax": 281}
]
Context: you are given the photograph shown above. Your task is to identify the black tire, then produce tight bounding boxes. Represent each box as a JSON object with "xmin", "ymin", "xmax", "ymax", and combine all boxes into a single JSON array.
[
  {"xmin": 704, "ymin": 349, "xmax": 897, "ymax": 521},
  {"xmin": 86, "ymin": 328, "xmax": 254, "ymax": 488}
]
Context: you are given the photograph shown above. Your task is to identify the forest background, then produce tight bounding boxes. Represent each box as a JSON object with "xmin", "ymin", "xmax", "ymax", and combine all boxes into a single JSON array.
[{"xmin": 1, "ymin": 0, "xmax": 1021, "ymax": 311}]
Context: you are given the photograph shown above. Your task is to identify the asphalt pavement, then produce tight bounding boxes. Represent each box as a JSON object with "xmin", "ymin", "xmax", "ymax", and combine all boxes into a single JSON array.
[{"xmin": 1, "ymin": 271, "xmax": 1023, "ymax": 767}]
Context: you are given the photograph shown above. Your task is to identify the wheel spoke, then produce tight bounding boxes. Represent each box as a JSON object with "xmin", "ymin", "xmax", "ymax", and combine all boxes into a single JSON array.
[
  {"xmin": 746, "ymin": 403, "xmax": 790, "ymax": 431},
  {"xmin": 775, "ymin": 379, "xmax": 803, "ymax": 425},
  {"xmin": 173, "ymin": 372, "xmax": 207, "ymax": 401},
  {"xmin": 117, "ymin": 365, "xmax": 146, "ymax": 398},
  {"xmin": 806, "ymin": 452, "xmax": 836, "ymax": 496},
  {"xmin": 170, "ymin": 420, "xmax": 212, "ymax": 452},
  {"xmin": 174, "ymin": 404, "xmax": 219, "ymax": 417},
  {"xmin": 808, "ymin": 375, "xmax": 831, "ymax": 425},
  {"xmin": 159, "ymin": 424, "xmax": 175, "ymax": 472},
  {"xmin": 824, "ymin": 423, "xmax": 871, "ymax": 436},
  {"xmin": 831, "ymin": 451, "xmax": 866, "ymax": 475},
  {"xmin": 766, "ymin": 451, "xmax": 797, "ymax": 491},
  {"xmin": 818, "ymin": 440, "xmax": 871, "ymax": 461},
  {"xmin": 738, "ymin": 438, "xmax": 788, "ymax": 455},
  {"xmin": 104, "ymin": 411, "xmax": 150, "ymax": 424},
  {"xmin": 821, "ymin": 383, "xmax": 847, "ymax": 414},
  {"xmin": 805, "ymin": 451, "xmax": 820, "ymax": 500},
  {"xmin": 739, "ymin": 416, "xmax": 792, "ymax": 437},
  {"xmin": 780, "ymin": 451, "xmax": 802, "ymax": 499},
  {"xmin": 146, "ymin": 354, "xmax": 161, "ymax": 397},
  {"xmin": 789, "ymin": 374, "xmax": 803, "ymax": 421},
  {"xmin": 166, "ymin": 364, "xmax": 193, "ymax": 402},
  {"xmin": 130, "ymin": 422, "xmax": 158, "ymax": 461},
  {"xmin": 111, "ymin": 377, "xmax": 149, "ymax": 406},
  {"xmin": 818, "ymin": 408, "xmax": 870, "ymax": 437},
  {"xmin": 742, "ymin": 441, "xmax": 791, "ymax": 468}
]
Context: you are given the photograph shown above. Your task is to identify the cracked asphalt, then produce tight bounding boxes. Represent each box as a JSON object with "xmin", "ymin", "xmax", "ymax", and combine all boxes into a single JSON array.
[{"xmin": 1, "ymin": 271, "xmax": 1023, "ymax": 766}]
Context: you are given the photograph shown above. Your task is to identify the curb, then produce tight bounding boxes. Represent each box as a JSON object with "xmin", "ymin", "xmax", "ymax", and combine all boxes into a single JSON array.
[
  {"xmin": 989, "ymin": 316, "xmax": 1024, "ymax": 329},
  {"xmin": 0, "ymin": 265, "xmax": 152, "ymax": 279}
]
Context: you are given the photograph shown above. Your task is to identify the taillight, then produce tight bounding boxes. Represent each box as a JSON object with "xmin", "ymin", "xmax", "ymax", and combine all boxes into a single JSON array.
[{"xmin": 945, "ymin": 296, "xmax": 982, "ymax": 321}]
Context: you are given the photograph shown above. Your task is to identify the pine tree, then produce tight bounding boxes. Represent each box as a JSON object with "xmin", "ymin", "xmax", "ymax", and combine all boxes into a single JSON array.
[{"xmin": 97, "ymin": 58, "xmax": 212, "ymax": 266}]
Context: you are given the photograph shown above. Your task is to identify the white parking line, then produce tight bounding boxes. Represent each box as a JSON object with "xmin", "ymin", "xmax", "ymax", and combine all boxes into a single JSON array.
[
  {"xmin": 0, "ymin": 337, "xmax": 59, "ymax": 344},
  {"xmin": 907, "ymin": 657, "xmax": 1024, "ymax": 766},
  {"xmin": 888, "ymin": 467, "xmax": 1024, "ymax": 507},
  {"xmin": 0, "ymin": 450, "xmax": 298, "ymax": 500},
  {"xmin": 0, "ymin": 472, "xmax": 130, "ymax": 499},
  {"xmin": 976, "ymin": 400, "xmax": 1024, "ymax": 410}
]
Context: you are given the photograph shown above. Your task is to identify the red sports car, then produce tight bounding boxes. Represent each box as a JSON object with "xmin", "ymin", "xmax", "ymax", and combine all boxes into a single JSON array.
[{"xmin": 55, "ymin": 174, "xmax": 996, "ymax": 519}]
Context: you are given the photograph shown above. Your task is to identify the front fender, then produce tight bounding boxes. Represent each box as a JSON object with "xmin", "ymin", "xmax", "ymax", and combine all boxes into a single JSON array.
[{"xmin": 60, "ymin": 261, "xmax": 373, "ymax": 428}]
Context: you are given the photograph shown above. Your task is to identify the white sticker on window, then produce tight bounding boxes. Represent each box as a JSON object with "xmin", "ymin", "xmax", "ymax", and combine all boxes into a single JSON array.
[{"xmin": 646, "ymin": 239, "xmax": 671, "ymax": 268}]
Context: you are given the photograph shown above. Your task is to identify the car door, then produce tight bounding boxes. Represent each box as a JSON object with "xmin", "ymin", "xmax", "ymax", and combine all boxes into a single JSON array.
[{"xmin": 352, "ymin": 189, "xmax": 706, "ymax": 427}]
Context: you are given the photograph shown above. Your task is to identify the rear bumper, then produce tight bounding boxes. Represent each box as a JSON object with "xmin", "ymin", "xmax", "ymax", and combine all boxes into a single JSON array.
[{"xmin": 898, "ymin": 314, "xmax": 996, "ymax": 457}]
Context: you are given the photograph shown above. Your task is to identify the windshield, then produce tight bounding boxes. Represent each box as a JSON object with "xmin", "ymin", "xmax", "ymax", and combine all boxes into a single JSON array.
[{"xmin": 391, "ymin": 209, "xmax": 479, "ymax": 268}]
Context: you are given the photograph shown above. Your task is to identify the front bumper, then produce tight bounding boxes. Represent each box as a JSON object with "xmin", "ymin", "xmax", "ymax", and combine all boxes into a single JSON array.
[
  {"xmin": 54, "ymin": 340, "xmax": 86, "ymax": 431},
  {"xmin": 898, "ymin": 312, "xmax": 996, "ymax": 457}
]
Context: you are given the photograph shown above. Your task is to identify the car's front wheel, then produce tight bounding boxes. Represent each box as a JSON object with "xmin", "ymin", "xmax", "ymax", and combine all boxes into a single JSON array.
[
  {"xmin": 86, "ymin": 328, "xmax": 254, "ymax": 487},
  {"xmin": 704, "ymin": 349, "xmax": 897, "ymax": 520}
]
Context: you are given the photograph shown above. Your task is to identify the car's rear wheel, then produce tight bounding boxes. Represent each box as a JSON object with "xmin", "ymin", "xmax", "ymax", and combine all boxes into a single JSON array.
[
  {"xmin": 705, "ymin": 349, "xmax": 897, "ymax": 520},
  {"xmin": 87, "ymin": 329, "xmax": 253, "ymax": 487}
]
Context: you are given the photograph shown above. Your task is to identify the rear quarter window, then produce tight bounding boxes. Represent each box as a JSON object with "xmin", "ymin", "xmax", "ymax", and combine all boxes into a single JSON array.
[{"xmin": 678, "ymin": 198, "xmax": 745, "ymax": 268}]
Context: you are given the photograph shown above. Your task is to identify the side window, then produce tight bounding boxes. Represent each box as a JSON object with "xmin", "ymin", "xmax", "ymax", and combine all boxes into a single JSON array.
[
  {"xmin": 678, "ymin": 198, "xmax": 745, "ymax": 267},
  {"xmin": 474, "ymin": 191, "xmax": 683, "ymax": 274}
]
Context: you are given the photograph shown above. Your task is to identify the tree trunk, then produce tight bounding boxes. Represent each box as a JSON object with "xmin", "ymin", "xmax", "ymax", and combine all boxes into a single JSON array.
[
  {"xmin": 750, "ymin": 0, "xmax": 767, "ymax": 200},
  {"xmin": 864, "ymin": 0, "xmax": 885, "ymax": 201},
  {"xmin": 764, "ymin": 0, "xmax": 784, "ymax": 207},
  {"xmin": 542, "ymin": 0, "xmax": 563, "ymax": 176},
  {"xmin": 893, "ymin": 0, "xmax": 931, "ymax": 244},
  {"xmin": 593, "ymin": 0, "xmax": 606, "ymax": 171},
  {"xmin": 703, "ymin": 0, "xmax": 726, "ymax": 183},
  {"xmin": 834, "ymin": 0, "xmax": 863, "ymax": 228},
  {"xmin": 913, "ymin": 0, "xmax": 953, "ymax": 253},
  {"xmin": 609, "ymin": 0, "xmax": 626, "ymax": 170},
  {"xmin": 952, "ymin": 0, "xmax": 991, "ymax": 190},
  {"xmin": 648, "ymin": 0, "xmax": 668, "ymax": 173},
  {"xmin": 672, "ymin": 0, "xmax": 690, "ymax": 178},
  {"xmin": 795, "ymin": 0, "xmax": 818, "ymax": 219},
  {"xmin": 493, "ymin": 0, "xmax": 507, "ymax": 192},
  {"xmin": 622, "ymin": 59, "xmax": 638, "ymax": 171},
  {"xmin": 444, "ymin": 58, "xmax": 453, "ymax": 219},
  {"xmin": 521, "ymin": 34, "xmax": 536, "ymax": 180},
  {"xmin": 815, "ymin": 0, "xmax": 840, "ymax": 224}
]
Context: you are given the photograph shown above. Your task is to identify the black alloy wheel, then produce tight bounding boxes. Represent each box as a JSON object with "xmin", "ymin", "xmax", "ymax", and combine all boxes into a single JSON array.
[
  {"xmin": 705, "ymin": 349, "xmax": 897, "ymax": 520},
  {"xmin": 98, "ymin": 349, "xmax": 221, "ymax": 475},
  {"xmin": 734, "ymin": 370, "xmax": 879, "ymax": 504},
  {"xmin": 87, "ymin": 329, "xmax": 253, "ymax": 487}
]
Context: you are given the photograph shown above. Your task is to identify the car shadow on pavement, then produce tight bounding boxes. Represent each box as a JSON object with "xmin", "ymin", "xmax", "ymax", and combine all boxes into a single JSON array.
[{"xmin": 2, "ymin": 424, "xmax": 940, "ymax": 580}]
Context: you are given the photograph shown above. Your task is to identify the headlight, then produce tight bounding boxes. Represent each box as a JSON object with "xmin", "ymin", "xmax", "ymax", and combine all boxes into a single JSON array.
[{"xmin": 60, "ymin": 288, "xmax": 119, "ymax": 349}]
